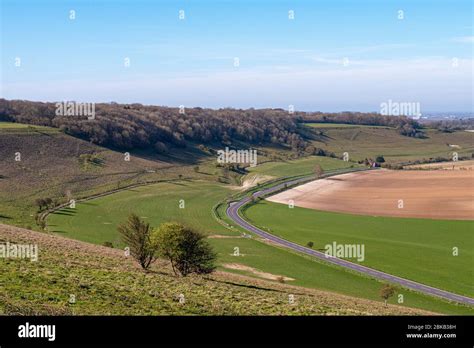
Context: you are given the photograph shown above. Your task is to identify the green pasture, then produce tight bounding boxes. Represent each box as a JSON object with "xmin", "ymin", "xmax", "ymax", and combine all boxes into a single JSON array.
[{"xmin": 243, "ymin": 200, "xmax": 474, "ymax": 297}]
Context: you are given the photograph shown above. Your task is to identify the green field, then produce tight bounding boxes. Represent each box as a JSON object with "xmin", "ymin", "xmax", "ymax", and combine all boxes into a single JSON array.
[
  {"xmin": 211, "ymin": 237, "xmax": 472, "ymax": 314},
  {"xmin": 0, "ymin": 121, "xmax": 59, "ymax": 133},
  {"xmin": 15, "ymin": 129, "xmax": 472, "ymax": 315},
  {"xmin": 48, "ymin": 180, "xmax": 235, "ymax": 245},
  {"xmin": 307, "ymin": 123, "xmax": 391, "ymax": 129},
  {"xmin": 47, "ymin": 176, "xmax": 473, "ymax": 314},
  {"xmin": 307, "ymin": 126, "xmax": 474, "ymax": 163},
  {"xmin": 243, "ymin": 200, "xmax": 474, "ymax": 297},
  {"xmin": 247, "ymin": 156, "xmax": 361, "ymax": 178},
  {"xmin": 48, "ymin": 155, "xmax": 358, "ymax": 245}
]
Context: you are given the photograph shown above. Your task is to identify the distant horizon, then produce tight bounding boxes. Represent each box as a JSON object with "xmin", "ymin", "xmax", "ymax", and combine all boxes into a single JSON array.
[{"xmin": 2, "ymin": 97, "xmax": 473, "ymax": 116}]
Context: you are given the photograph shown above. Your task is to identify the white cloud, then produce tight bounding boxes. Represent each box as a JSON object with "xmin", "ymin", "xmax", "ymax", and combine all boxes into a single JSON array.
[
  {"xmin": 452, "ymin": 36, "xmax": 474, "ymax": 43},
  {"xmin": 2, "ymin": 57, "xmax": 472, "ymax": 112}
]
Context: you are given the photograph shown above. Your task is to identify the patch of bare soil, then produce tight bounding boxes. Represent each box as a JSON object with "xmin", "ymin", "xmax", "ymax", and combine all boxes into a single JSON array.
[
  {"xmin": 267, "ymin": 169, "xmax": 474, "ymax": 220},
  {"xmin": 222, "ymin": 263, "xmax": 295, "ymax": 281},
  {"xmin": 230, "ymin": 174, "xmax": 274, "ymax": 190}
]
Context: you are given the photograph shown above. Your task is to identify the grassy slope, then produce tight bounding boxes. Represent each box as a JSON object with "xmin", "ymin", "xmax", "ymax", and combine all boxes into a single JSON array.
[
  {"xmin": 0, "ymin": 122, "xmax": 60, "ymax": 132},
  {"xmin": 48, "ymin": 180, "xmax": 235, "ymax": 245},
  {"xmin": 243, "ymin": 200, "xmax": 474, "ymax": 297},
  {"xmin": 47, "ymin": 173, "xmax": 473, "ymax": 314},
  {"xmin": 307, "ymin": 123, "xmax": 391, "ymax": 129},
  {"xmin": 0, "ymin": 122, "xmax": 209, "ymax": 228},
  {"xmin": 3, "ymin": 122, "xmax": 473, "ymax": 314},
  {"xmin": 47, "ymin": 155, "xmax": 358, "ymax": 245},
  {"xmin": 211, "ymin": 237, "xmax": 473, "ymax": 314},
  {"xmin": 308, "ymin": 126, "xmax": 474, "ymax": 163},
  {"xmin": 0, "ymin": 224, "xmax": 433, "ymax": 315}
]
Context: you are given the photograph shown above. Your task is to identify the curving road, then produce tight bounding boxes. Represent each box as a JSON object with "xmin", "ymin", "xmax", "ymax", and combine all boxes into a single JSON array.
[{"xmin": 226, "ymin": 171, "xmax": 474, "ymax": 307}]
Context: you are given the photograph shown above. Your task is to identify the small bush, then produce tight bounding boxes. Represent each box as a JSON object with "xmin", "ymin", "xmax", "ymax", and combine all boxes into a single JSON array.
[
  {"xmin": 152, "ymin": 222, "xmax": 216, "ymax": 277},
  {"xmin": 380, "ymin": 284, "xmax": 396, "ymax": 306}
]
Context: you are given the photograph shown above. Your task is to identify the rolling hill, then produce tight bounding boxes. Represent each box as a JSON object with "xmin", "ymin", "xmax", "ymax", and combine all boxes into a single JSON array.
[
  {"xmin": 0, "ymin": 223, "xmax": 431, "ymax": 315},
  {"xmin": 1, "ymin": 110, "xmax": 473, "ymax": 316}
]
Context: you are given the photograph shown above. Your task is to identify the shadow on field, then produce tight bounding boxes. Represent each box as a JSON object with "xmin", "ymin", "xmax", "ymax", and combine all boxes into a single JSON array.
[
  {"xmin": 327, "ymin": 177, "xmax": 345, "ymax": 181},
  {"xmin": 0, "ymin": 214, "xmax": 12, "ymax": 219},
  {"xmin": 52, "ymin": 209, "xmax": 76, "ymax": 216},
  {"xmin": 211, "ymin": 278, "xmax": 285, "ymax": 293},
  {"xmin": 50, "ymin": 229, "xmax": 68, "ymax": 234}
]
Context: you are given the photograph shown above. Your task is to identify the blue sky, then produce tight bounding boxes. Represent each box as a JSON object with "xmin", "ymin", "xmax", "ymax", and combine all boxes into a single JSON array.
[{"xmin": 1, "ymin": 0, "xmax": 473, "ymax": 112}]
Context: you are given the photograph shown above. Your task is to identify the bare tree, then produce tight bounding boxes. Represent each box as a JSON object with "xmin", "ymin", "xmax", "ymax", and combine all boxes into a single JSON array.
[
  {"xmin": 118, "ymin": 214, "xmax": 158, "ymax": 270},
  {"xmin": 314, "ymin": 164, "xmax": 324, "ymax": 178}
]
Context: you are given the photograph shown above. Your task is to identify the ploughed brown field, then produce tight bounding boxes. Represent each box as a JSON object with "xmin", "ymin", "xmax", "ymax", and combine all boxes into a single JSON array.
[{"xmin": 267, "ymin": 169, "xmax": 474, "ymax": 220}]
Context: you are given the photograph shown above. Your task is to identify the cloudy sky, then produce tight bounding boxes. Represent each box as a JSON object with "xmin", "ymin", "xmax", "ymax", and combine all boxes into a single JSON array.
[{"xmin": 1, "ymin": 0, "xmax": 473, "ymax": 112}]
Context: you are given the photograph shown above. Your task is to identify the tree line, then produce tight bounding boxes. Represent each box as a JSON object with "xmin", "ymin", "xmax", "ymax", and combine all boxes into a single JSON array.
[
  {"xmin": 423, "ymin": 118, "xmax": 474, "ymax": 133},
  {"xmin": 0, "ymin": 99, "xmax": 306, "ymax": 151},
  {"xmin": 0, "ymin": 99, "xmax": 424, "ymax": 153}
]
